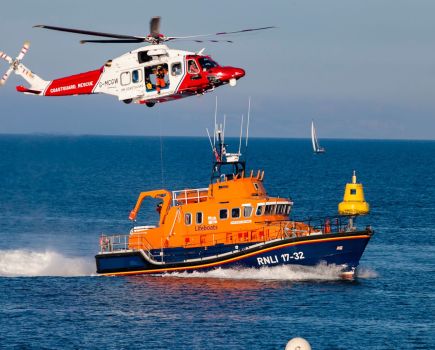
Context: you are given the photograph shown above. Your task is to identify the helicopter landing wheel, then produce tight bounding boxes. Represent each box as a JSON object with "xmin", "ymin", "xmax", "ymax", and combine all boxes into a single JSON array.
[
  {"xmin": 122, "ymin": 99, "xmax": 133, "ymax": 104},
  {"xmin": 145, "ymin": 102, "xmax": 155, "ymax": 108}
]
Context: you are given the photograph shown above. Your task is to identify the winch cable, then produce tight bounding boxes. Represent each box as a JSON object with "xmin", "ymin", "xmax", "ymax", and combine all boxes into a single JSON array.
[{"xmin": 158, "ymin": 107, "xmax": 165, "ymax": 188}]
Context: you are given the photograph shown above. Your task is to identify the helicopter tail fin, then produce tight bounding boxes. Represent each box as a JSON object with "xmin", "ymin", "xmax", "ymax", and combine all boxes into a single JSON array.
[{"xmin": 0, "ymin": 41, "xmax": 49, "ymax": 94}]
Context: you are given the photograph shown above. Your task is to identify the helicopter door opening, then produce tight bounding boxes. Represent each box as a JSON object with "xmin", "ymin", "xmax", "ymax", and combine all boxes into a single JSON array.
[{"xmin": 145, "ymin": 64, "xmax": 170, "ymax": 94}]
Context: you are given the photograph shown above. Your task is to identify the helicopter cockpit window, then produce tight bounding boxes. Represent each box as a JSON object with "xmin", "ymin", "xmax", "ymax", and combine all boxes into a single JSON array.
[
  {"xmin": 144, "ymin": 64, "xmax": 170, "ymax": 93},
  {"xmin": 132, "ymin": 69, "xmax": 142, "ymax": 83},
  {"xmin": 120, "ymin": 71, "xmax": 131, "ymax": 86},
  {"xmin": 138, "ymin": 51, "xmax": 152, "ymax": 63},
  {"xmin": 187, "ymin": 60, "xmax": 200, "ymax": 74},
  {"xmin": 171, "ymin": 63, "xmax": 182, "ymax": 76},
  {"xmin": 198, "ymin": 57, "xmax": 218, "ymax": 71}
]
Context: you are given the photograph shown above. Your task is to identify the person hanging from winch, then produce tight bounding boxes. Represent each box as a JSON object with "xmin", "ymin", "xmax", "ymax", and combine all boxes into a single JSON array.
[{"xmin": 156, "ymin": 65, "xmax": 167, "ymax": 94}]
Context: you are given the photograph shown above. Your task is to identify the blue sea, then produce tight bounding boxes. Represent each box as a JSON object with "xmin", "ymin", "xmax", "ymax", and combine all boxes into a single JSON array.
[{"xmin": 0, "ymin": 135, "xmax": 434, "ymax": 349}]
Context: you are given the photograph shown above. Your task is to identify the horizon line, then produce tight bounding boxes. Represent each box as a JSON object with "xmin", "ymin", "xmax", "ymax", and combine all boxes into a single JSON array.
[{"xmin": 0, "ymin": 132, "xmax": 434, "ymax": 142}]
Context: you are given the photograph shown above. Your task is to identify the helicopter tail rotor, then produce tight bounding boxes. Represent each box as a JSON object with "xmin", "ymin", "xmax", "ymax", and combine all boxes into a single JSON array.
[
  {"xmin": 0, "ymin": 41, "xmax": 30, "ymax": 86},
  {"xmin": 0, "ymin": 41, "xmax": 48, "ymax": 91}
]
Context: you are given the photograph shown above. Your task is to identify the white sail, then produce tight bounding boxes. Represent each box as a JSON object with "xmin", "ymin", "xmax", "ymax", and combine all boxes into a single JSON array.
[
  {"xmin": 311, "ymin": 120, "xmax": 325, "ymax": 153},
  {"xmin": 311, "ymin": 121, "xmax": 317, "ymax": 152}
]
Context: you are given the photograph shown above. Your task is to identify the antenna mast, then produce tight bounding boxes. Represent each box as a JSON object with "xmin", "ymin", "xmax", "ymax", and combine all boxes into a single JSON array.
[
  {"xmin": 246, "ymin": 97, "xmax": 251, "ymax": 148},
  {"xmin": 206, "ymin": 128, "xmax": 214, "ymax": 152},
  {"xmin": 238, "ymin": 114, "xmax": 244, "ymax": 155},
  {"xmin": 213, "ymin": 96, "xmax": 218, "ymax": 147}
]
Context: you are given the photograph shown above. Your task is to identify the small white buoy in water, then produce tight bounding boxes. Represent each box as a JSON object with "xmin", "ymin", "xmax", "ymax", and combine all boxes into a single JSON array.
[{"xmin": 285, "ymin": 337, "xmax": 311, "ymax": 350}]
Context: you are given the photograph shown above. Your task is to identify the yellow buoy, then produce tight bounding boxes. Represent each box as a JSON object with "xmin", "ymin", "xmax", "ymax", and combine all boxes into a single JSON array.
[{"xmin": 338, "ymin": 170, "xmax": 369, "ymax": 215}]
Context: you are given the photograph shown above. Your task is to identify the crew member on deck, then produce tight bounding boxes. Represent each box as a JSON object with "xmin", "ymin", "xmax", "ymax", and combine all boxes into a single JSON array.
[
  {"xmin": 156, "ymin": 202, "xmax": 163, "ymax": 214},
  {"xmin": 324, "ymin": 218, "xmax": 331, "ymax": 233}
]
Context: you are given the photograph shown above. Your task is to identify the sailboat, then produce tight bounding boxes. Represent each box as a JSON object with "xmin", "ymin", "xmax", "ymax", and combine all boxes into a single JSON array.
[{"xmin": 311, "ymin": 120, "xmax": 325, "ymax": 153}]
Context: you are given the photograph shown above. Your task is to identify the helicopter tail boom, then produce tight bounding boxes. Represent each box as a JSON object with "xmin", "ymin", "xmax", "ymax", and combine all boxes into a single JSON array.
[{"xmin": 40, "ymin": 68, "xmax": 103, "ymax": 96}]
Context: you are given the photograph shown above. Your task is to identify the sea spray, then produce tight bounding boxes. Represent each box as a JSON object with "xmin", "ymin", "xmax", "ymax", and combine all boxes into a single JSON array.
[
  {"xmin": 162, "ymin": 263, "xmax": 347, "ymax": 281},
  {"xmin": 355, "ymin": 266, "xmax": 379, "ymax": 279},
  {"xmin": 0, "ymin": 249, "xmax": 95, "ymax": 277}
]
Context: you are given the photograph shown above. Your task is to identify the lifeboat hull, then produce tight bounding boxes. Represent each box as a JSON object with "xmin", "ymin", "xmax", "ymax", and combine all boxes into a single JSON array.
[{"xmin": 95, "ymin": 230, "xmax": 372, "ymax": 278}]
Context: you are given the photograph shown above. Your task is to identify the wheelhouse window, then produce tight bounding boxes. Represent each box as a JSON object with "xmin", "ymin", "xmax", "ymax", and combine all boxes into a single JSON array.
[
  {"xmin": 265, "ymin": 204, "xmax": 277, "ymax": 215},
  {"xmin": 243, "ymin": 206, "xmax": 252, "ymax": 218},
  {"xmin": 171, "ymin": 62, "xmax": 182, "ymax": 76},
  {"xmin": 219, "ymin": 209, "xmax": 228, "ymax": 220},
  {"xmin": 185, "ymin": 213, "xmax": 192, "ymax": 225},
  {"xmin": 196, "ymin": 212, "xmax": 203, "ymax": 224},
  {"xmin": 253, "ymin": 183, "xmax": 259, "ymax": 191},
  {"xmin": 285, "ymin": 204, "xmax": 292, "ymax": 215},
  {"xmin": 132, "ymin": 69, "xmax": 142, "ymax": 83},
  {"xmin": 198, "ymin": 57, "xmax": 219, "ymax": 71},
  {"xmin": 144, "ymin": 64, "xmax": 170, "ymax": 92},
  {"xmin": 231, "ymin": 208, "xmax": 240, "ymax": 218},
  {"xmin": 120, "ymin": 71, "xmax": 131, "ymax": 86},
  {"xmin": 255, "ymin": 205, "xmax": 264, "ymax": 216},
  {"xmin": 350, "ymin": 189, "xmax": 357, "ymax": 195}
]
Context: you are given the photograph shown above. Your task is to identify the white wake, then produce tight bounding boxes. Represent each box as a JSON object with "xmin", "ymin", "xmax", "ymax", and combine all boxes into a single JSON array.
[
  {"xmin": 355, "ymin": 266, "xmax": 378, "ymax": 279},
  {"xmin": 0, "ymin": 249, "xmax": 95, "ymax": 277},
  {"xmin": 164, "ymin": 264, "xmax": 349, "ymax": 281}
]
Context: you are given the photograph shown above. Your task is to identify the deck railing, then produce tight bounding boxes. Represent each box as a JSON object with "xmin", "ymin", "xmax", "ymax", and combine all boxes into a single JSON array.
[
  {"xmin": 99, "ymin": 233, "xmax": 163, "ymax": 262},
  {"xmin": 171, "ymin": 187, "xmax": 209, "ymax": 206},
  {"xmin": 296, "ymin": 215, "xmax": 356, "ymax": 235}
]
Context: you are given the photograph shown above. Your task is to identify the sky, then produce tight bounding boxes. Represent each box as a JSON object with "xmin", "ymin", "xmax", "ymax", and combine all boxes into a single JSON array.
[{"xmin": 1, "ymin": 0, "xmax": 435, "ymax": 139}]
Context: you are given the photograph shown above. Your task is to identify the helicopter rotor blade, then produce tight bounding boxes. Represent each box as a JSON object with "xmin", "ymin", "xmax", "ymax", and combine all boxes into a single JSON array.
[
  {"xmin": 215, "ymin": 26, "xmax": 276, "ymax": 35},
  {"xmin": 33, "ymin": 21, "xmax": 275, "ymax": 45},
  {"xmin": 0, "ymin": 66, "xmax": 14, "ymax": 86},
  {"xmin": 0, "ymin": 51, "xmax": 13, "ymax": 64},
  {"xmin": 34, "ymin": 24, "xmax": 144, "ymax": 40},
  {"xmin": 193, "ymin": 40, "xmax": 233, "ymax": 43},
  {"xmin": 80, "ymin": 39, "xmax": 144, "ymax": 44},
  {"xmin": 16, "ymin": 41, "xmax": 30, "ymax": 61},
  {"xmin": 150, "ymin": 16, "xmax": 161, "ymax": 36},
  {"xmin": 166, "ymin": 26, "xmax": 276, "ymax": 41},
  {"xmin": 167, "ymin": 38, "xmax": 234, "ymax": 43}
]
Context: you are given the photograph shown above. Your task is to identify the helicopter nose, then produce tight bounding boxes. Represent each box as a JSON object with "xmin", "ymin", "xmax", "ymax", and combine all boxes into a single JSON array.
[
  {"xmin": 224, "ymin": 67, "xmax": 245, "ymax": 80},
  {"xmin": 233, "ymin": 68, "xmax": 245, "ymax": 78},
  {"xmin": 207, "ymin": 67, "xmax": 246, "ymax": 85}
]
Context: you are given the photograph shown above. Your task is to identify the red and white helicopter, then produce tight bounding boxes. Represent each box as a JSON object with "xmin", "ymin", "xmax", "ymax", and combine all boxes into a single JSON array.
[{"xmin": 0, "ymin": 17, "xmax": 273, "ymax": 107}]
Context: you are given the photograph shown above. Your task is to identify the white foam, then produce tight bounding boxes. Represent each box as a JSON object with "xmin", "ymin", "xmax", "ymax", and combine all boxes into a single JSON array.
[
  {"xmin": 0, "ymin": 249, "xmax": 95, "ymax": 277},
  {"xmin": 356, "ymin": 266, "xmax": 379, "ymax": 279},
  {"xmin": 163, "ymin": 263, "xmax": 345, "ymax": 281}
]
